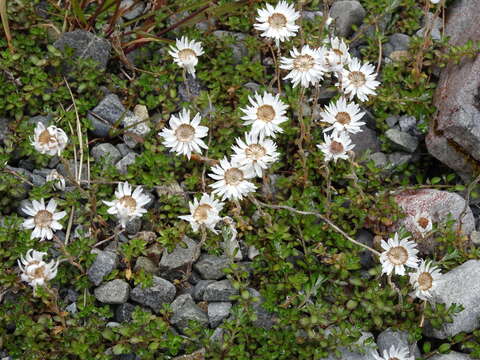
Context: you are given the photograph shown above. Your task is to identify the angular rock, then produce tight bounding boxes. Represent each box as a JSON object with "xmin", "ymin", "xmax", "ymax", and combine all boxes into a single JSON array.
[
  {"xmin": 387, "ymin": 152, "xmax": 412, "ymax": 168},
  {"xmin": 115, "ymin": 303, "xmax": 136, "ymax": 322},
  {"xmin": 120, "ymin": 0, "xmax": 145, "ymax": 20},
  {"xmin": 385, "ymin": 129, "xmax": 418, "ymax": 153},
  {"xmin": 193, "ymin": 254, "xmax": 230, "ymax": 280},
  {"xmin": 192, "ymin": 280, "xmax": 215, "ymax": 301},
  {"xmin": 159, "ymin": 236, "xmax": 199, "ymax": 280},
  {"xmin": 94, "ymin": 279, "xmax": 130, "ymax": 304},
  {"xmin": 87, "ymin": 250, "xmax": 118, "ymax": 286},
  {"xmin": 369, "ymin": 152, "xmax": 388, "ymax": 168},
  {"xmin": 87, "ymin": 94, "xmax": 130, "ymax": 137},
  {"xmin": 91, "ymin": 143, "xmax": 122, "ymax": 165},
  {"xmin": 350, "ymin": 127, "xmax": 381, "ymax": 157},
  {"xmin": 330, "ymin": 1, "xmax": 366, "ymax": 37},
  {"xmin": 430, "ymin": 352, "xmax": 472, "ymax": 360},
  {"xmin": 116, "ymin": 153, "xmax": 138, "ymax": 175},
  {"xmin": 125, "ymin": 217, "xmax": 141, "ymax": 235},
  {"xmin": 170, "ymin": 294, "xmax": 208, "ymax": 332},
  {"xmin": 398, "ymin": 115, "xmax": 418, "ymax": 135},
  {"xmin": 203, "ymin": 280, "xmax": 239, "ymax": 302},
  {"xmin": 134, "ymin": 256, "xmax": 158, "ymax": 274},
  {"xmin": 208, "ymin": 302, "xmax": 232, "ymax": 328},
  {"xmin": 179, "ymin": 74, "xmax": 202, "ymax": 103},
  {"xmin": 326, "ymin": 332, "xmax": 378, "ymax": 360},
  {"xmin": 376, "ymin": 328, "xmax": 420, "ymax": 359},
  {"xmin": 0, "ymin": 118, "xmax": 10, "ymax": 145},
  {"xmin": 130, "ymin": 276, "xmax": 176, "ymax": 312}
]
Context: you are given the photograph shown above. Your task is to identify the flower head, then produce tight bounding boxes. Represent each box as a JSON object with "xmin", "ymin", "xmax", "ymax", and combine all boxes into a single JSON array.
[
  {"xmin": 209, "ymin": 158, "xmax": 256, "ymax": 201},
  {"xmin": 159, "ymin": 109, "xmax": 208, "ymax": 159},
  {"xmin": 240, "ymin": 92, "xmax": 289, "ymax": 138},
  {"xmin": 22, "ymin": 198, "xmax": 67, "ymax": 241},
  {"xmin": 168, "ymin": 36, "xmax": 204, "ymax": 77},
  {"xmin": 380, "ymin": 233, "xmax": 419, "ymax": 276},
  {"xmin": 280, "ymin": 45, "xmax": 327, "ymax": 88},
  {"xmin": 179, "ymin": 193, "xmax": 224, "ymax": 234},
  {"xmin": 409, "ymin": 260, "xmax": 442, "ymax": 300},
  {"xmin": 231, "ymin": 132, "xmax": 279, "ymax": 177},
  {"xmin": 103, "ymin": 182, "xmax": 150, "ymax": 228},
  {"xmin": 341, "ymin": 58, "xmax": 380, "ymax": 102},
  {"xmin": 412, "ymin": 212, "xmax": 433, "ymax": 237},
  {"xmin": 46, "ymin": 169, "xmax": 66, "ymax": 191},
  {"xmin": 373, "ymin": 345, "xmax": 414, "ymax": 360},
  {"xmin": 317, "ymin": 131, "xmax": 354, "ymax": 163},
  {"xmin": 18, "ymin": 249, "xmax": 59, "ymax": 288},
  {"xmin": 321, "ymin": 97, "xmax": 365, "ymax": 135},
  {"xmin": 254, "ymin": 1, "xmax": 300, "ymax": 47},
  {"xmin": 324, "ymin": 37, "xmax": 351, "ymax": 73},
  {"xmin": 32, "ymin": 122, "xmax": 68, "ymax": 156}
]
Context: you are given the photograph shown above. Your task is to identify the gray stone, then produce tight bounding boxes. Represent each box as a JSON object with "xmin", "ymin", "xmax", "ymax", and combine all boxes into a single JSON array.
[
  {"xmin": 170, "ymin": 294, "xmax": 208, "ymax": 332},
  {"xmin": 210, "ymin": 327, "xmax": 225, "ymax": 343},
  {"xmin": 416, "ymin": 13, "xmax": 443, "ymax": 41},
  {"xmin": 178, "ymin": 74, "xmax": 202, "ymax": 103},
  {"xmin": 125, "ymin": 217, "xmax": 141, "ymax": 235},
  {"xmin": 159, "ymin": 236, "xmax": 199, "ymax": 280},
  {"xmin": 0, "ymin": 118, "xmax": 10, "ymax": 145},
  {"xmin": 424, "ymin": 260, "xmax": 480, "ymax": 339},
  {"xmin": 91, "ymin": 143, "xmax": 122, "ymax": 165},
  {"xmin": 56, "ymin": 160, "xmax": 88, "ymax": 184},
  {"xmin": 120, "ymin": 0, "xmax": 145, "ymax": 20},
  {"xmin": 115, "ymin": 153, "xmax": 138, "ymax": 175},
  {"xmin": 330, "ymin": 1, "xmax": 366, "ymax": 37},
  {"xmin": 387, "ymin": 152, "xmax": 412, "ymax": 168},
  {"xmin": 243, "ymin": 82, "xmax": 261, "ymax": 93},
  {"xmin": 213, "ymin": 31, "xmax": 248, "ymax": 65},
  {"xmin": 116, "ymin": 143, "xmax": 134, "ymax": 157},
  {"xmin": 247, "ymin": 288, "xmax": 275, "ymax": 329},
  {"xmin": 385, "ymin": 33, "xmax": 410, "ymax": 60},
  {"xmin": 94, "ymin": 279, "xmax": 130, "ymax": 304},
  {"xmin": 302, "ymin": 11, "xmax": 324, "ymax": 22},
  {"xmin": 192, "ymin": 280, "xmax": 215, "ymax": 301},
  {"xmin": 369, "ymin": 152, "xmax": 388, "ymax": 168},
  {"xmin": 398, "ymin": 115, "xmax": 418, "ymax": 135},
  {"xmin": 130, "ymin": 276, "xmax": 176, "ymax": 311},
  {"xmin": 193, "ymin": 254, "xmax": 230, "ymax": 280},
  {"xmin": 355, "ymin": 230, "xmax": 374, "ymax": 268},
  {"xmin": 203, "ymin": 280, "xmax": 239, "ymax": 302},
  {"xmin": 385, "ymin": 116, "xmax": 399, "ymax": 128},
  {"xmin": 376, "ymin": 328, "xmax": 420, "ymax": 359},
  {"xmin": 208, "ymin": 302, "xmax": 232, "ymax": 328},
  {"xmin": 87, "ymin": 250, "xmax": 118, "ymax": 286},
  {"xmin": 221, "ymin": 235, "xmax": 242, "ymax": 261},
  {"xmin": 115, "ymin": 303, "xmax": 136, "ymax": 322},
  {"xmin": 53, "ymin": 30, "xmax": 111, "ymax": 70},
  {"xmin": 385, "ymin": 129, "xmax": 418, "ymax": 153},
  {"xmin": 88, "ymin": 94, "xmax": 130, "ymax": 137},
  {"xmin": 350, "ymin": 127, "xmax": 381, "ymax": 157},
  {"xmin": 31, "ymin": 173, "xmax": 46, "ymax": 187},
  {"xmin": 65, "ymin": 302, "xmax": 77, "ymax": 314},
  {"xmin": 326, "ymin": 332, "xmax": 378, "ymax": 360},
  {"xmin": 248, "ymin": 245, "xmax": 260, "ymax": 260},
  {"xmin": 430, "ymin": 352, "xmax": 472, "ymax": 360},
  {"xmin": 134, "ymin": 256, "xmax": 158, "ymax": 274}
]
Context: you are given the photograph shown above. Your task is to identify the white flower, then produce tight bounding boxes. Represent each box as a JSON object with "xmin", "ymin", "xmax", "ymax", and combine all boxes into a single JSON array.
[
  {"xmin": 159, "ymin": 108, "xmax": 208, "ymax": 159},
  {"xmin": 280, "ymin": 45, "xmax": 327, "ymax": 88},
  {"xmin": 179, "ymin": 193, "xmax": 224, "ymax": 234},
  {"xmin": 380, "ymin": 233, "xmax": 420, "ymax": 276},
  {"xmin": 373, "ymin": 345, "xmax": 414, "ymax": 360},
  {"xmin": 46, "ymin": 169, "xmax": 66, "ymax": 191},
  {"xmin": 18, "ymin": 249, "xmax": 59, "ymax": 288},
  {"xmin": 103, "ymin": 182, "xmax": 150, "ymax": 228},
  {"xmin": 32, "ymin": 122, "xmax": 68, "ymax": 156},
  {"xmin": 209, "ymin": 158, "xmax": 256, "ymax": 201},
  {"xmin": 168, "ymin": 36, "xmax": 204, "ymax": 77},
  {"xmin": 341, "ymin": 58, "xmax": 380, "ymax": 102},
  {"xmin": 413, "ymin": 212, "xmax": 433, "ymax": 237},
  {"xmin": 430, "ymin": 0, "xmax": 441, "ymax": 4},
  {"xmin": 321, "ymin": 97, "xmax": 366, "ymax": 135},
  {"xmin": 317, "ymin": 131, "xmax": 354, "ymax": 163},
  {"xmin": 324, "ymin": 37, "xmax": 351, "ymax": 73},
  {"xmin": 232, "ymin": 132, "xmax": 279, "ymax": 177},
  {"xmin": 240, "ymin": 92, "xmax": 289, "ymax": 138},
  {"xmin": 254, "ymin": 0, "xmax": 300, "ymax": 47},
  {"xmin": 22, "ymin": 199, "xmax": 67, "ymax": 241},
  {"xmin": 409, "ymin": 260, "xmax": 442, "ymax": 300}
]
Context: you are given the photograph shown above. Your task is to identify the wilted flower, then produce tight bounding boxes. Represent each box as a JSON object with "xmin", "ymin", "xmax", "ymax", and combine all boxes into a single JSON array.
[
  {"xmin": 317, "ymin": 131, "xmax": 354, "ymax": 163},
  {"xmin": 209, "ymin": 157, "xmax": 256, "ymax": 201},
  {"xmin": 179, "ymin": 193, "xmax": 224, "ymax": 234},
  {"xmin": 22, "ymin": 198, "xmax": 67, "ymax": 241},
  {"xmin": 254, "ymin": 1, "xmax": 300, "ymax": 47},
  {"xmin": 380, "ymin": 233, "xmax": 419, "ymax": 276},
  {"xmin": 46, "ymin": 169, "xmax": 66, "ymax": 191},
  {"xmin": 409, "ymin": 260, "xmax": 442, "ymax": 300},
  {"xmin": 413, "ymin": 212, "xmax": 433, "ymax": 237},
  {"xmin": 169, "ymin": 36, "xmax": 204, "ymax": 77},
  {"xmin": 18, "ymin": 249, "xmax": 59, "ymax": 288},
  {"xmin": 32, "ymin": 122, "xmax": 68, "ymax": 156}
]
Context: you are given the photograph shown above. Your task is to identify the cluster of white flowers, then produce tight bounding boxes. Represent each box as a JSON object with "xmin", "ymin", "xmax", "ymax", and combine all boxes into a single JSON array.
[{"xmin": 18, "ymin": 249, "xmax": 59, "ymax": 289}]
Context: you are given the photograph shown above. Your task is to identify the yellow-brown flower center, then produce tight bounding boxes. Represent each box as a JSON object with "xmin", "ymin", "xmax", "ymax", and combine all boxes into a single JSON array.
[
  {"xmin": 386, "ymin": 246, "xmax": 409, "ymax": 266},
  {"xmin": 119, "ymin": 196, "xmax": 137, "ymax": 211},
  {"xmin": 178, "ymin": 48, "xmax": 196, "ymax": 62},
  {"xmin": 293, "ymin": 54, "xmax": 315, "ymax": 72},
  {"xmin": 224, "ymin": 168, "xmax": 244, "ymax": 186},
  {"xmin": 333, "ymin": 48, "xmax": 344, "ymax": 56},
  {"xmin": 33, "ymin": 266, "xmax": 46, "ymax": 279},
  {"xmin": 329, "ymin": 141, "xmax": 344, "ymax": 154},
  {"xmin": 348, "ymin": 71, "xmax": 366, "ymax": 87},
  {"xmin": 417, "ymin": 217, "xmax": 430, "ymax": 229},
  {"xmin": 175, "ymin": 124, "xmax": 195, "ymax": 142},
  {"xmin": 268, "ymin": 13, "xmax": 287, "ymax": 29},
  {"xmin": 38, "ymin": 130, "xmax": 55, "ymax": 145},
  {"xmin": 417, "ymin": 272, "xmax": 433, "ymax": 291},
  {"xmin": 193, "ymin": 204, "xmax": 212, "ymax": 222},
  {"xmin": 257, "ymin": 105, "xmax": 276, "ymax": 122},
  {"xmin": 245, "ymin": 144, "xmax": 266, "ymax": 160},
  {"xmin": 335, "ymin": 111, "xmax": 351, "ymax": 125},
  {"xmin": 34, "ymin": 210, "xmax": 53, "ymax": 228}
]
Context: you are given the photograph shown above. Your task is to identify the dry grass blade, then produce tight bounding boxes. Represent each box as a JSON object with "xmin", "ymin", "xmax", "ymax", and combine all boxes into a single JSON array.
[{"xmin": 0, "ymin": 0, "xmax": 14, "ymax": 52}]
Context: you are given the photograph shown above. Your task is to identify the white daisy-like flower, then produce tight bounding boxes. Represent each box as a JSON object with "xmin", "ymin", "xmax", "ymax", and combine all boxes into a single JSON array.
[
  {"xmin": 341, "ymin": 58, "xmax": 380, "ymax": 102},
  {"xmin": 413, "ymin": 212, "xmax": 433, "ymax": 237},
  {"xmin": 159, "ymin": 108, "xmax": 208, "ymax": 159},
  {"xmin": 231, "ymin": 133, "xmax": 279, "ymax": 177},
  {"xmin": 253, "ymin": 0, "xmax": 300, "ymax": 47},
  {"xmin": 22, "ymin": 198, "xmax": 67, "ymax": 241},
  {"xmin": 240, "ymin": 92, "xmax": 289, "ymax": 138},
  {"xmin": 31, "ymin": 122, "xmax": 68, "ymax": 156},
  {"xmin": 409, "ymin": 260, "xmax": 442, "ymax": 301},
  {"xmin": 324, "ymin": 37, "xmax": 351, "ymax": 73},
  {"xmin": 380, "ymin": 233, "xmax": 420, "ymax": 276},
  {"xmin": 280, "ymin": 45, "xmax": 327, "ymax": 88},
  {"xmin": 317, "ymin": 131, "xmax": 354, "ymax": 163},
  {"xmin": 373, "ymin": 344, "xmax": 414, "ymax": 360},
  {"xmin": 46, "ymin": 169, "xmax": 66, "ymax": 191},
  {"xmin": 103, "ymin": 182, "xmax": 150, "ymax": 228},
  {"xmin": 321, "ymin": 97, "xmax": 366, "ymax": 135},
  {"xmin": 209, "ymin": 158, "xmax": 256, "ymax": 201},
  {"xmin": 168, "ymin": 36, "xmax": 204, "ymax": 77},
  {"xmin": 179, "ymin": 193, "xmax": 224, "ymax": 234},
  {"xmin": 18, "ymin": 249, "xmax": 59, "ymax": 289}
]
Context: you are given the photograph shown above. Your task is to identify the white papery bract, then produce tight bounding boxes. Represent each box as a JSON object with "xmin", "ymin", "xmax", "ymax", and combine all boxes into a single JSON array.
[
  {"xmin": 321, "ymin": 97, "xmax": 366, "ymax": 135},
  {"xmin": 324, "ymin": 37, "xmax": 351, "ymax": 73},
  {"xmin": 409, "ymin": 260, "xmax": 442, "ymax": 300},
  {"xmin": 280, "ymin": 45, "xmax": 327, "ymax": 88},
  {"xmin": 103, "ymin": 182, "xmax": 150, "ymax": 228},
  {"xmin": 380, "ymin": 233, "xmax": 419, "ymax": 276},
  {"xmin": 240, "ymin": 92, "xmax": 289, "ymax": 138},
  {"xmin": 373, "ymin": 344, "xmax": 414, "ymax": 360},
  {"xmin": 317, "ymin": 131, "xmax": 354, "ymax": 163},
  {"xmin": 254, "ymin": 0, "xmax": 300, "ymax": 47},
  {"xmin": 46, "ymin": 169, "xmax": 66, "ymax": 191},
  {"xmin": 22, "ymin": 198, "xmax": 67, "ymax": 241},
  {"xmin": 168, "ymin": 36, "xmax": 204, "ymax": 77},
  {"xmin": 413, "ymin": 212, "xmax": 433, "ymax": 238},
  {"xmin": 341, "ymin": 58, "xmax": 380, "ymax": 102},
  {"xmin": 179, "ymin": 193, "xmax": 224, "ymax": 234},
  {"xmin": 209, "ymin": 158, "xmax": 256, "ymax": 201},
  {"xmin": 231, "ymin": 133, "xmax": 279, "ymax": 177},
  {"xmin": 430, "ymin": 0, "xmax": 441, "ymax": 3},
  {"xmin": 32, "ymin": 122, "xmax": 68, "ymax": 156},
  {"xmin": 159, "ymin": 109, "xmax": 208, "ymax": 159},
  {"xmin": 18, "ymin": 249, "xmax": 59, "ymax": 289}
]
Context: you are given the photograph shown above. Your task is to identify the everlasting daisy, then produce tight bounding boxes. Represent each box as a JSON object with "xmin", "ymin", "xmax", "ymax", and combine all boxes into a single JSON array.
[
  {"xmin": 341, "ymin": 58, "xmax": 380, "ymax": 102},
  {"xmin": 231, "ymin": 133, "xmax": 279, "ymax": 177},
  {"xmin": 240, "ymin": 92, "xmax": 289, "ymax": 138},
  {"xmin": 409, "ymin": 260, "xmax": 442, "ymax": 300},
  {"xmin": 413, "ymin": 212, "xmax": 433, "ymax": 237},
  {"xmin": 159, "ymin": 109, "xmax": 208, "ymax": 159},
  {"xmin": 324, "ymin": 37, "xmax": 351, "ymax": 73},
  {"xmin": 46, "ymin": 169, "xmax": 66, "ymax": 191},
  {"xmin": 32, "ymin": 122, "xmax": 68, "ymax": 156},
  {"xmin": 321, "ymin": 97, "xmax": 365, "ymax": 135},
  {"xmin": 254, "ymin": 1, "xmax": 300, "ymax": 47},
  {"xmin": 209, "ymin": 158, "xmax": 256, "ymax": 201},
  {"xmin": 317, "ymin": 131, "xmax": 354, "ymax": 163},
  {"xmin": 373, "ymin": 345, "xmax": 414, "ymax": 360},
  {"xmin": 380, "ymin": 233, "xmax": 419, "ymax": 276},
  {"xmin": 179, "ymin": 193, "xmax": 224, "ymax": 234},
  {"xmin": 103, "ymin": 182, "xmax": 150, "ymax": 228},
  {"xmin": 168, "ymin": 36, "xmax": 204, "ymax": 77},
  {"xmin": 18, "ymin": 249, "xmax": 59, "ymax": 289},
  {"xmin": 280, "ymin": 45, "xmax": 327, "ymax": 88},
  {"xmin": 22, "ymin": 199, "xmax": 67, "ymax": 241}
]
